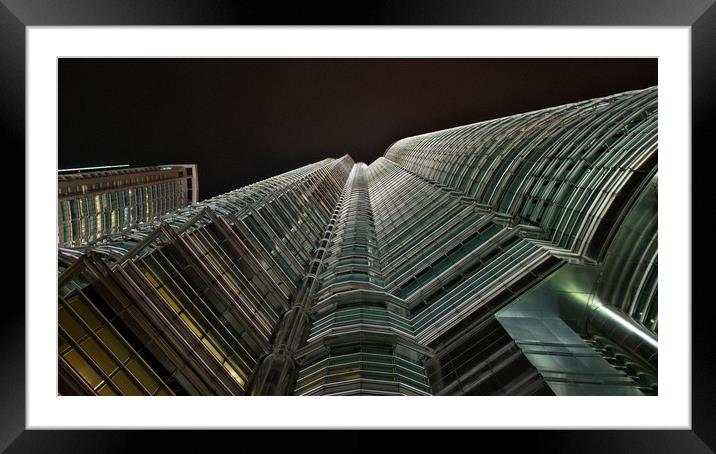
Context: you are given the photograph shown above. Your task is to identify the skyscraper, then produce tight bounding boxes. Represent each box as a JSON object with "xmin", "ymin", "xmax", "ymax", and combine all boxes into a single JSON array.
[
  {"xmin": 58, "ymin": 164, "xmax": 198, "ymax": 247},
  {"xmin": 57, "ymin": 86, "xmax": 657, "ymax": 396}
]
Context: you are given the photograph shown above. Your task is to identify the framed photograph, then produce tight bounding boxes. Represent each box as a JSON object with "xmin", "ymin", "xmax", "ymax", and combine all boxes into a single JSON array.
[{"xmin": 5, "ymin": 0, "xmax": 712, "ymax": 452}]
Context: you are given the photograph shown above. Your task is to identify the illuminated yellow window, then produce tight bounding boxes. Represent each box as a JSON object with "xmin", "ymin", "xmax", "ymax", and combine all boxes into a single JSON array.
[
  {"xmin": 142, "ymin": 268, "xmax": 183, "ymax": 312},
  {"xmin": 180, "ymin": 313, "xmax": 203, "ymax": 337},
  {"xmin": 112, "ymin": 370, "xmax": 143, "ymax": 395},
  {"xmin": 97, "ymin": 383, "xmax": 118, "ymax": 396},
  {"xmin": 63, "ymin": 349, "xmax": 102, "ymax": 389},
  {"xmin": 96, "ymin": 327, "xmax": 132, "ymax": 363},
  {"xmin": 67, "ymin": 296, "xmax": 103, "ymax": 331},
  {"xmin": 202, "ymin": 337, "xmax": 223, "ymax": 361},
  {"xmin": 58, "ymin": 334, "xmax": 70, "ymax": 355},
  {"xmin": 158, "ymin": 287, "xmax": 182, "ymax": 312},
  {"xmin": 126, "ymin": 358, "xmax": 159, "ymax": 394},
  {"xmin": 59, "ymin": 306, "xmax": 87, "ymax": 341},
  {"xmin": 141, "ymin": 265, "xmax": 246, "ymax": 389},
  {"xmin": 223, "ymin": 361, "xmax": 246, "ymax": 387},
  {"xmin": 79, "ymin": 337, "xmax": 118, "ymax": 376}
]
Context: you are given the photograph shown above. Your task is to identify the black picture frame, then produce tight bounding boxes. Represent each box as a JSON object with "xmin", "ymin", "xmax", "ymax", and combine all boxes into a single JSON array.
[{"xmin": 4, "ymin": 1, "xmax": 712, "ymax": 452}]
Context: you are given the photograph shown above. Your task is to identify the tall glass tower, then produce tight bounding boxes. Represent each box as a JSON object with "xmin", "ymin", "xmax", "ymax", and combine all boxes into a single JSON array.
[{"xmin": 57, "ymin": 87, "xmax": 657, "ymax": 396}]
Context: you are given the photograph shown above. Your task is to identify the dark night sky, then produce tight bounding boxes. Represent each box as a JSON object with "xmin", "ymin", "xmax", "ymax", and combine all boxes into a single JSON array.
[{"xmin": 59, "ymin": 58, "xmax": 656, "ymax": 200}]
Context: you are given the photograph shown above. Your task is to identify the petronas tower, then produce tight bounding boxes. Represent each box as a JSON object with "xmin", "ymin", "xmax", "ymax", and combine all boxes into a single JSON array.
[{"xmin": 58, "ymin": 86, "xmax": 658, "ymax": 396}]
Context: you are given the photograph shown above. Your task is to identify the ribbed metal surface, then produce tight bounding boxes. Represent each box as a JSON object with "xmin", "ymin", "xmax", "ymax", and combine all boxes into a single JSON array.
[
  {"xmin": 296, "ymin": 164, "xmax": 431, "ymax": 395},
  {"xmin": 385, "ymin": 87, "xmax": 657, "ymax": 260}
]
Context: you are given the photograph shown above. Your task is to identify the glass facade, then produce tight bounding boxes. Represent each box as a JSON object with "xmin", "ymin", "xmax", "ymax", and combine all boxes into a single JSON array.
[
  {"xmin": 58, "ymin": 86, "xmax": 657, "ymax": 396},
  {"xmin": 58, "ymin": 164, "xmax": 198, "ymax": 247}
]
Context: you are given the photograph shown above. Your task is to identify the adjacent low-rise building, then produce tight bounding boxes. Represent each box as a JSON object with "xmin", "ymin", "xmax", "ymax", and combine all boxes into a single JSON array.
[{"xmin": 58, "ymin": 164, "xmax": 198, "ymax": 247}]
